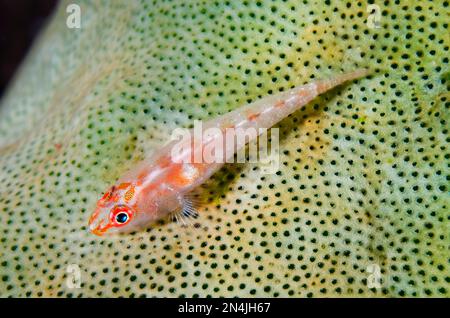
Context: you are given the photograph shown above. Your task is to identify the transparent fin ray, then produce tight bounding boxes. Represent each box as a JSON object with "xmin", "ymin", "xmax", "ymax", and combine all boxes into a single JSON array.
[{"xmin": 170, "ymin": 195, "xmax": 200, "ymax": 227}]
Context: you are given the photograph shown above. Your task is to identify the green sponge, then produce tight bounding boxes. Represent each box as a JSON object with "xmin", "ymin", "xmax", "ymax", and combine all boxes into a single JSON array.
[{"xmin": 0, "ymin": 0, "xmax": 448, "ymax": 297}]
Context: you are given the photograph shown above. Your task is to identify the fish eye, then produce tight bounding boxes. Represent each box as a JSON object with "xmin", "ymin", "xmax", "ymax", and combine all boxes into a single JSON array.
[
  {"xmin": 115, "ymin": 212, "xmax": 129, "ymax": 224},
  {"xmin": 110, "ymin": 205, "xmax": 133, "ymax": 227}
]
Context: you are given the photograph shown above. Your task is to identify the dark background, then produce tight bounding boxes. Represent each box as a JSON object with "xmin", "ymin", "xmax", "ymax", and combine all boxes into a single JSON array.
[{"xmin": 0, "ymin": 0, "xmax": 58, "ymax": 98}]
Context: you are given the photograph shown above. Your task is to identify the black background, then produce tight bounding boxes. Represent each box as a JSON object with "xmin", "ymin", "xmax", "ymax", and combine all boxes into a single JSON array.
[{"xmin": 0, "ymin": 0, "xmax": 58, "ymax": 98}]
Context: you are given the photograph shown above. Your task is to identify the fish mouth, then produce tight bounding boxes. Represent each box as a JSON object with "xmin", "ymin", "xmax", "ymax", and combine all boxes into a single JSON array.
[
  {"xmin": 90, "ymin": 223, "xmax": 107, "ymax": 236},
  {"xmin": 88, "ymin": 212, "xmax": 110, "ymax": 236}
]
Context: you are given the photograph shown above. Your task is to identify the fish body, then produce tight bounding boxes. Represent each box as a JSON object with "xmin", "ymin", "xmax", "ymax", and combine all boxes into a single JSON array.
[{"xmin": 89, "ymin": 69, "xmax": 369, "ymax": 236}]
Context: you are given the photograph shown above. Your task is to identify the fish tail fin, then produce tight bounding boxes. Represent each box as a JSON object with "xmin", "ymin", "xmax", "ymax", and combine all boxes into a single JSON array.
[{"xmin": 316, "ymin": 68, "xmax": 370, "ymax": 94}]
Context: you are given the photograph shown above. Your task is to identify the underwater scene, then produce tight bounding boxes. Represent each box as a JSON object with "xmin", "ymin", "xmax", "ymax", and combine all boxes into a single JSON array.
[{"xmin": 0, "ymin": 0, "xmax": 448, "ymax": 299}]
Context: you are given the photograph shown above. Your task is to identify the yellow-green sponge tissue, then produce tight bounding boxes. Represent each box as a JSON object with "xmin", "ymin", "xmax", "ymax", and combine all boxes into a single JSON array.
[{"xmin": 0, "ymin": 0, "xmax": 448, "ymax": 297}]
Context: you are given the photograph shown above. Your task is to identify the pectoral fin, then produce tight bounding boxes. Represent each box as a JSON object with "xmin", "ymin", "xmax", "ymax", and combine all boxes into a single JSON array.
[{"xmin": 170, "ymin": 194, "xmax": 200, "ymax": 227}]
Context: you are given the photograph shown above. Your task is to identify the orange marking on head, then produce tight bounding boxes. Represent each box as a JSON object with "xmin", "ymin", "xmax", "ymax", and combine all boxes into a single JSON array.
[
  {"xmin": 124, "ymin": 186, "xmax": 135, "ymax": 203},
  {"xmin": 117, "ymin": 182, "xmax": 131, "ymax": 190},
  {"xmin": 100, "ymin": 191, "xmax": 112, "ymax": 202},
  {"xmin": 275, "ymin": 100, "xmax": 285, "ymax": 108}
]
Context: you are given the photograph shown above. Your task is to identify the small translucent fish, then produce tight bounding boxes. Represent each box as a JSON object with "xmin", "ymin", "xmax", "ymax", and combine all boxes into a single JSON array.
[{"xmin": 88, "ymin": 69, "xmax": 369, "ymax": 236}]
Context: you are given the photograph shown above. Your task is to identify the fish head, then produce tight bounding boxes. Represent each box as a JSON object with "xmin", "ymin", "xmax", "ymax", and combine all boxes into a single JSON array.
[{"xmin": 88, "ymin": 183, "xmax": 139, "ymax": 236}]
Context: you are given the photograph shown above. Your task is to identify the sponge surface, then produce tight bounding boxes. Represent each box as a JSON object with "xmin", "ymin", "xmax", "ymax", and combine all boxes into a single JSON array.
[{"xmin": 0, "ymin": 0, "xmax": 448, "ymax": 297}]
